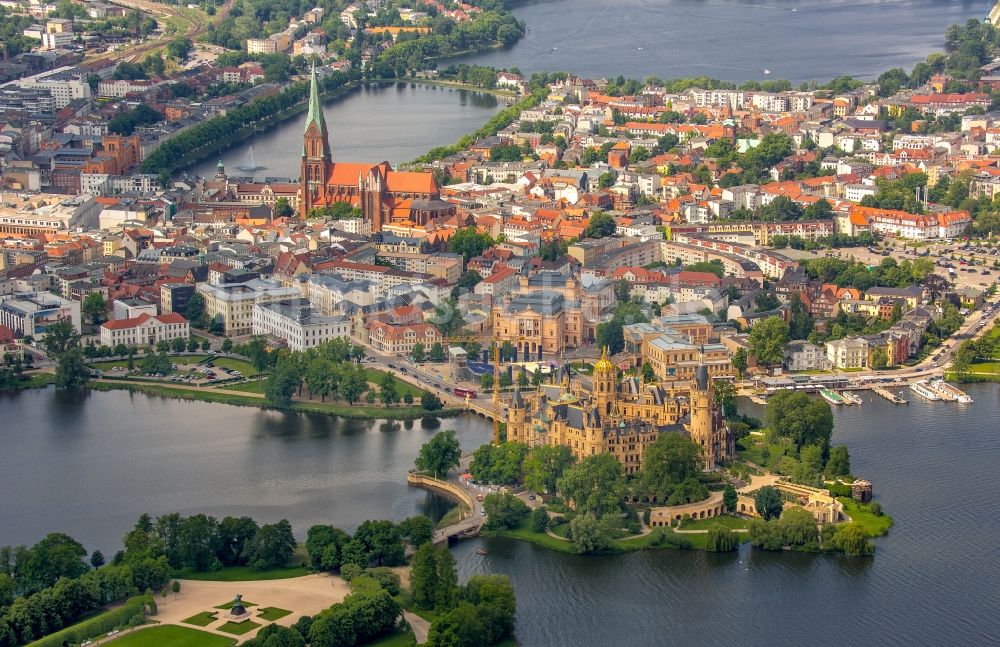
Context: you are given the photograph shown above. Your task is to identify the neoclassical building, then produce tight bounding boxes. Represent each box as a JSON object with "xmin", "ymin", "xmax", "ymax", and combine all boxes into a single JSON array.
[
  {"xmin": 299, "ymin": 67, "xmax": 455, "ymax": 230},
  {"xmin": 506, "ymin": 349, "xmax": 734, "ymax": 475}
]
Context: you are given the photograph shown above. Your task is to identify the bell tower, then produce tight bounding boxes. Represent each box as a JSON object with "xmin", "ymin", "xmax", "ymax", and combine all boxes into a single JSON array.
[
  {"xmin": 301, "ymin": 65, "xmax": 331, "ymax": 217},
  {"xmin": 592, "ymin": 346, "xmax": 617, "ymax": 416}
]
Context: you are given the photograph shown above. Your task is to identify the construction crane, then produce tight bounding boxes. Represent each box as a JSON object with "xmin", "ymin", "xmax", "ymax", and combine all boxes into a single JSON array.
[{"xmin": 441, "ymin": 334, "xmax": 521, "ymax": 445}]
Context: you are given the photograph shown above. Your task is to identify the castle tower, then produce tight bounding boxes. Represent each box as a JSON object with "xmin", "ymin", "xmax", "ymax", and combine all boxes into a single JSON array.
[
  {"xmin": 214, "ymin": 159, "xmax": 226, "ymax": 182},
  {"xmin": 301, "ymin": 65, "xmax": 331, "ymax": 217},
  {"xmin": 593, "ymin": 346, "xmax": 617, "ymax": 416},
  {"xmin": 508, "ymin": 388, "xmax": 527, "ymax": 444},
  {"xmin": 689, "ymin": 364, "xmax": 714, "ymax": 470}
]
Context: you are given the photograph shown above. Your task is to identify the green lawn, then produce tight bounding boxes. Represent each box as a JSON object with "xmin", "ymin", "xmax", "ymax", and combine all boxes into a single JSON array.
[
  {"xmin": 219, "ymin": 380, "xmax": 266, "ymax": 393},
  {"xmin": 107, "ymin": 625, "xmax": 234, "ymax": 647},
  {"xmin": 182, "ymin": 611, "xmax": 218, "ymax": 627},
  {"xmin": 214, "ymin": 600, "xmax": 257, "ymax": 610},
  {"xmin": 363, "ymin": 368, "xmax": 426, "ymax": 397},
  {"xmin": 679, "ymin": 515, "xmax": 750, "ymax": 531},
  {"xmin": 1, "ymin": 373, "xmax": 55, "ymax": 390},
  {"xmin": 176, "ymin": 565, "xmax": 310, "ymax": 582},
  {"xmin": 217, "ymin": 620, "xmax": 261, "ymax": 636},
  {"xmin": 487, "ymin": 519, "xmax": 577, "ymax": 554},
  {"xmin": 839, "ymin": 498, "xmax": 894, "ymax": 537},
  {"xmin": 257, "ymin": 607, "xmax": 291, "ymax": 622}
]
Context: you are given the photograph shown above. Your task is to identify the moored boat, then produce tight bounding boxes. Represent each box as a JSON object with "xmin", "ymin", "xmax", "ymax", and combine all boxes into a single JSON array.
[
  {"xmin": 820, "ymin": 388, "xmax": 845, "ymax": 405},
  {"xmin": 909, "ymin": 380, "xmax": 941, "ymax": 401}
]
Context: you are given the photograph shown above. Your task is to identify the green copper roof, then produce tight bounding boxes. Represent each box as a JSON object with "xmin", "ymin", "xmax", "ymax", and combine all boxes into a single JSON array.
[{"xmin": 304, "ymin": 64, "xmax": 325, "ymax": 135}]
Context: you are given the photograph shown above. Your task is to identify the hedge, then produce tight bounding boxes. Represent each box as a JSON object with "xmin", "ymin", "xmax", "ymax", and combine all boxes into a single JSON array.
[{"xmin": 27, "ymin": 595, "xmax": 155, "ymax": 647}]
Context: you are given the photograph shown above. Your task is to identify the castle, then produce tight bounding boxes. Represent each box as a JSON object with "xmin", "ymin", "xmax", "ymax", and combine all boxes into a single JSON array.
[
  {"xmin": 506, "ymin": 348, "xmax": 734, "ymax": 474},
  {"xmin": 299, "ymin": 67, "xmax": 456, "ymax": 230}
]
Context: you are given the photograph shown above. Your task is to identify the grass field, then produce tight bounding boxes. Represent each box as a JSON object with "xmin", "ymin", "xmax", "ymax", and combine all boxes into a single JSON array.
[
  {"xmin": 177, "ymin": 565, "xmax": 310, "ymax": 581},
  {"xmin": 256, "ymin": 607, "xmax": 291, "ymax": 622},
  {"xmin": 1, "ymin": 373, "xmax": 55, "ymax": 390},
  {"xmin": 220, "ymin": 380, "xmax": 266, "ymax": 393},
  {"xmin": 679, "ymin": 515, "xmax": 751, "ymax": 531},
  {"xmin": 182, "ymin": 611, "xmax": 218, "ymax": 626},
  {"xmin": 89, "ymin": 355, "xmax": 260, "ymax": 377},
  {"xmin": 217, "ymin": 620, "xmax": 260, "ymax": 636},
  {"xmin": 364, "ymin": 369, "xmax": 426, "ymax": 397},
  {"xmin": 839, "ymin": 498, "xmax": 894, "ymax": 537},
  {"xmin": 107, "ymin": 625, "xmax": 234, "ymax": 647}
]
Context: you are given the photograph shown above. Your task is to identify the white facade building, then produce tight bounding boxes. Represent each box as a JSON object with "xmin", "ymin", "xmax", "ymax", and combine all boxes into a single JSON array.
[{"xmin": 252, "ymin": 298, "xmax": 351, "ymax": 351}]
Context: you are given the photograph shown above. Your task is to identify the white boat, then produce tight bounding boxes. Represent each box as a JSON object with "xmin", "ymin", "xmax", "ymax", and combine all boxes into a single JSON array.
[
  {"xmin": 820, "ymin": 388, "xmax": 845, "ymax": 405},
  {"xmin": 841, "ymin": 391, "xmax": 863, "ymax": 405},
  {"xmin": 909, "ymin": 380, "xmax": 941, "ymax": 401},
  {"xmin": 929, "ymin": 378, "xmax": 974, "ymax": 404}
]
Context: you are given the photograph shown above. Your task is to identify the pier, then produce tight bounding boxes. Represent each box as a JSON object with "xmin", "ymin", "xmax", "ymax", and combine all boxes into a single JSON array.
[{"xmin": 871, "ymin": 385, "xmax": 908, "ymax": 405}]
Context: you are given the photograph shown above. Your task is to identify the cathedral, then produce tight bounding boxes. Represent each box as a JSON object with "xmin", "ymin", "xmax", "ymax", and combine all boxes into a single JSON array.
[
  {"xmin": 506, "ymin": 348, "xmax": 734, "ymax": 474},
  {"xmin": 299, "ymin": 67, "xmax": 456, "ymax": 230}
]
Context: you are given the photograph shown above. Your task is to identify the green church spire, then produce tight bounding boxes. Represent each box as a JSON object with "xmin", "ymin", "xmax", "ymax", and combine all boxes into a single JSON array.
[{"xmin": 305, "ymin": 64, "xmax": 326, "ymax": 135}]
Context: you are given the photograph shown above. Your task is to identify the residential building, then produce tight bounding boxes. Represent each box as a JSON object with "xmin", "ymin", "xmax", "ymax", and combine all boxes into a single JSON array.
[{"xmin": 0, "ymin": 291, "xmax": 80, "ymax": 337}]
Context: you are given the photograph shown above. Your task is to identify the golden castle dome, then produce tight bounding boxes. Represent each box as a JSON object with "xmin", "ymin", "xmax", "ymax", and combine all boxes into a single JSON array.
[{"xmin": 593, "ymin": 346, "xmax": 615, "ymax": 374}]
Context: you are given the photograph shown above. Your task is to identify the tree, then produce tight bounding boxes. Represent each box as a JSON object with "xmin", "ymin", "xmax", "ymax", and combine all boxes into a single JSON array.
[
  {"xmin": 529, "ymin": 506, "xmax": 549, "ymax": 533},
  {"xmin": 41, "ymin": 318, "xmax": 80, "ymax": 356},
  {"xmin": 832, "ymin": 522, "xmax": 873, "ymax": 556},
  {"xmin": 595, "ymin": 319, "xmax": 625, "ymax": 354},
  {"xmin": 732, "ymin": 347, "xmax": 748, "ymax": 378},
  {"xmin": 185, "ymin": 293, "xmax": 207, "ymax": 328},
  {"xmin": 55, "ymin": 347, "xmax": 90, "ymax": 389},
  {"xmin": 414, "ymin": 430, "xmax": 461, "ymax": 478},
  {"xmin": 637, "ymin": 432, "xmax": 703, "ymax": 503},
  {"xmin": 82, "ymin": 293, "xmax": 108, "ymax": 326},
  {"xmin": 428, "ymin": 342, "xmax": 445, "ymax": 362},
  {"xmin": 706, "ymin": 527, "xmax": 740, "ymax": 552},
  {"xmin": 399, "ymin": 515, "xmax": 434, "ymax": 547},
  {"xmin": 265, "ymin": 363, "xmax": 298, "ymax": 407},
  {"xmin": 243, "ymin": 624, "xmax": 306, "ymax": 647},
  {"xmin": 723, "ymin": 484, "xmax": 738, "ymax": 513},
  {"xmin": 522, "ymin": 445, "xmax": 575, "ymax": 494},
  {"xmin": 305, "ymin": 525, "xmax": 349, "ymax": 571},
  {"xmin": 754, "ymin": 486, "xmax": 784, "ymax": 521},
  {"xmin": 422, "ymin": 392, "xmax": 444, "ymax": 411},
  {"xmin": 826, "ymin": 445, "xmax": 851, "ymax": 477},
  {"xmin": 482, "ymin": 492, "xmax": 529, "ymax": 530},
  {"xmin": 748, "ymin": 316, "xmax": 790, "ymax": 366},
  {"xmin": 765, "ymin": 390, "xmax": 834, "ymax": 452},
  {"xmin": 172, "ymin": 580, "xmax": 180, "ymax": 595},
  {"xmin": 557, "ymin": 454, "xmax": 626, "ymax": 519},
  {"xmin": 569, "ymin": 513, "xmax": 610, "ymax": 554},
  {"xmin": 583, "ymin": 212, "xmax": 617, "ymax": 239},
  {"xmin": 246, "ymin": 520, "xmax": 296, "ymax": 570},
  {"xmin": 448, "ymin": 227, "xmax": 494, "ymax": 261},
  {"xmin": 216, "ymin": 516, "xmax": 259, "ymax": 566},
  {"xmin": 871, "ymin": 347, "xmax": 889, "ymax": 370},
  {"xmin": 274, "ymin": 197, "xmax": 294, "ymax": 218},
  {"xmin": 641, "ymin": 361, "xmax": 655, "ymax": 382},
  {"xmin": 90, "ymin": 549, "xmax": 105, "ymax": 568},
  {"xmin": 354, "ymin": 520, "xmax": 405, "ymax": 567},
  {"xmin": 481, "ymin": 372, "xmax": 494, "ymax": 390},
  {"xmin": 411, "ymin": 341, "xmax": 426, "ymax": 363}
]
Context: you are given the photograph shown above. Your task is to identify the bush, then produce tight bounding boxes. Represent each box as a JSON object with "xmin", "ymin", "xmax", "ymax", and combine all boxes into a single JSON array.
[
  {"xmin": 364, "ymin": 567, "xmax": 401, "ymax": 596},
  {"xmin": 340, "ymin": 563, "xmax": 363, "ymax": 581},
  {"xmin": 826, "ymin": 481, "xmax": 852, "ymax": 497},
  {"xmin": 869, "ymin": 501, "xmax": 884, "ymax": 517}
]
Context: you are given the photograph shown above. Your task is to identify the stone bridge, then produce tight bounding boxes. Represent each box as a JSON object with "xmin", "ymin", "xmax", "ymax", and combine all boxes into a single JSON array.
[{"xmin": 407, "ymin": 471, "xmax": 484, "ymax": 545}]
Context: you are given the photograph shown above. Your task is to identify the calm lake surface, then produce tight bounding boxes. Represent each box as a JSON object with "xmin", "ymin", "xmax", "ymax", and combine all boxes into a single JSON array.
[
  {"xmin": 448, "ymin": 0, "xmax": 991, "ymax": 82},
  {"xmin": 187, "ymin": 82, "xmax": 503, "ymax": 179},
  {"xmin": 0, "ymin": 388, "xmax": 491, "ymax": 550},
  {"xmin": 2, "ymin": 384, "xmax": 999, "ymax": 646}
]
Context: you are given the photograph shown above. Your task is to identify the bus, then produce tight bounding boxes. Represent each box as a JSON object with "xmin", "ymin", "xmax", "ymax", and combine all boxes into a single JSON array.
[{"xmin": 454, "ymin": 388, "xmax": 477, "ymax": 398}]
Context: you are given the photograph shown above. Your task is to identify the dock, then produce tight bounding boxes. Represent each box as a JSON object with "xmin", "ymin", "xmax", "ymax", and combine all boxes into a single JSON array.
[{"xmin": 871, "ymin": 385, "xmax": 908, "ymax": 405}]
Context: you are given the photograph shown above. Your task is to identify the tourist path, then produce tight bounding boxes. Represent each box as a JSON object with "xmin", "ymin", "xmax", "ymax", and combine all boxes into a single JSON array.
[{"xmin": 403, "ymin": 611, "xmax": 430, "ymax": 644}]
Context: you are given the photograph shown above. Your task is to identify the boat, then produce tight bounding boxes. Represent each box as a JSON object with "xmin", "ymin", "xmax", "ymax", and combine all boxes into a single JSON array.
[
  {"xmin": 819, "ymin": 388, "xmax": 845, "ymax": 405},
  {"xmin": 476, "ymin": 548, "xmax": 488, "ymax": 555},
  {"xmin": 909, "ymin": 380, "xmax": 941, "ymax": 401},
  {"xmin": 928, "ymin": 378, "xmax": 974, "ymax": 404},
  {"xmin": 763, "ymin": 68, "xmax": 771, "ymax": 75},
  {"xmin": 841, "ymin": 391, "xmax": 863, "ymax": 405},
  {"xmin": 235, "ymin": 145, "xmax": 267, "ymax": 172}
]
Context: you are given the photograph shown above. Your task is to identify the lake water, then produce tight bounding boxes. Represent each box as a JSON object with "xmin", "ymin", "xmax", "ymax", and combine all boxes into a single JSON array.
[
  {"xmin": 3, "ymin": 384, "xmax": 999, "ymax": 646},
  {"xmin": 187, "ymin": 82, "xmax": 503, "ymax": 180},
  {"xmin": 0, "ymin": 388, "xmax": 491, "ymax": 550},
  {"xmin": 448, "ymin": 0, "xmax": 992, "ymax": 82}
]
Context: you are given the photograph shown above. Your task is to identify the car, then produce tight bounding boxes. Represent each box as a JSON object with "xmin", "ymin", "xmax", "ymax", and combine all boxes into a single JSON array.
[
  {"xmin": 388, "ymin": 363, "xmax": 396, "ymax": 369},
  {"xmin": 480, "ymin": 510, "xmax": 486, "ymax": 516}
]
